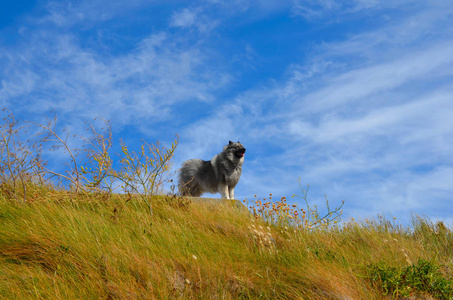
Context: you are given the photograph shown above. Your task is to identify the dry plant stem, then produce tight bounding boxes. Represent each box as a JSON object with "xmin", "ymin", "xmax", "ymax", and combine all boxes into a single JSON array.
[
  {"xmin": 143, "ymin": 140, "xmax": 177, "ymax": 195},
  {"xmin": 1, "ymin": 109, "xmax": 178, "ymax": 214},
  {"xmin": 111, "ymin": 138, "xmax": 178, "ymax": 215},
  {"xmin": 248, "ymin": 179, "xmax": 344, "ymax": 230},
  {"xmin": 81, "ymin": 118, "xmax": 114, "ymax": 192},
  {"xmin": 293, "ymin": 178, "xmax": 344, "ymax": 229},
  {"xmin": 0, "ymin": 128, "xmax": 19, "ymax": 201},
  {"xmin": 0, "ymin": 109, "xmax": 43, "ymax": 202},
  {"xmin": 30, "ymin": 112, "xmax": 83, "ymax": 194}
]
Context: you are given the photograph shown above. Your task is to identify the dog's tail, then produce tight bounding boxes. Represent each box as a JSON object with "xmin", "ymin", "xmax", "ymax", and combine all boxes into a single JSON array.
[{"xmin": 178, "ymin": 159, "xmax": 203, "ymax": 196}]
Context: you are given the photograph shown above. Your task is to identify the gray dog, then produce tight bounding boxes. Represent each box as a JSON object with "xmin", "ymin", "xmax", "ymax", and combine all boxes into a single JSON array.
[{"xmin": 178, "ymin": 141, "xmax": 246, "ymax": 199}]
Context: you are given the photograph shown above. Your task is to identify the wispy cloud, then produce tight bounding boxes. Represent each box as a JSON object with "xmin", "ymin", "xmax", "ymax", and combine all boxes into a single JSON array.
[
  {"xmin": 170, "ymin": 7, "xmax": 220, "ymax": 34},
  {"xmin": 42, "ymin": 0, "xmax": 157, "ymax": 27},
  {"xmin": 291, "ymin": 0, "xmax": 414, "ymax": 20},
  {"xmin": 1, "ymin": 29, "xmax": 230, "ymax": 133},
  {"xmin": 290, "ymin": 42, "xmax": 453, "ymax": 115}
]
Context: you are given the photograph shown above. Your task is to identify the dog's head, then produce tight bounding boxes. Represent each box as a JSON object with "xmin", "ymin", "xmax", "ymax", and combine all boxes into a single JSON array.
[{"xmin": 224, "ymin": 141, "xmax": 246, "ymax": 159}]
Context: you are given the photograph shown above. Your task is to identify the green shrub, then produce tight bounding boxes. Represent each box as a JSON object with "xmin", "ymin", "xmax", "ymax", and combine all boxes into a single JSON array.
[{"xmin": 365, "ymin": 258, "xmax": 453, "ymax": 299}]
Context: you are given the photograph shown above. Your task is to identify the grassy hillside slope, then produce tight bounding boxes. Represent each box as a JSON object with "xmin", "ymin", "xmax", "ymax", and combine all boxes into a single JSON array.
[
  {"xmin": 1, "ymin": 112, "xmax": 452, "ymax": 299},
  {"xmin": 1, "ymin": 188, "xmax": 453, "ymax": 299}
]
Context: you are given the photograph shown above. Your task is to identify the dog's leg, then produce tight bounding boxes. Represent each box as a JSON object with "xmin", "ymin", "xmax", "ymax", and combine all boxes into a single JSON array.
[
  {"xmin": 228, "ymin": 187, "xmax": 235, "ymax": 200},
  {"xmin": 219, "ymin": 183, "xmax": 230, "ymax": 199}
]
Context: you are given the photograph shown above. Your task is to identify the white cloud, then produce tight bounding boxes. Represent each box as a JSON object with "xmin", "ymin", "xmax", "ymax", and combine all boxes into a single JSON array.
[
  {"xmin": 42, "ymin": 0, "xmax": 161, "ymax": 27},
  {"xmin": 0, "ymin": 28, "xmax": 230, "ymax": 129},
  {"xmin": 169, "ymin": 5, "xmax": 221, "ymax": 34},
  {"xmin": 177, "ymin": 116, "xmax": 236, "ymax": 160},
  {"xmin": 292, "ymin": 89, "xmax": 453, "ymax": 143},
  {"xmin": 170, "ymin": 8, "xmax": 197, "ymax": 28},
  {"xmin": 291, "ymin": 0, "xmax": 415, "ymax": 20},
  {"xmin": 291, "ymin": 42, "xmax": 453, "ymax": 115}
]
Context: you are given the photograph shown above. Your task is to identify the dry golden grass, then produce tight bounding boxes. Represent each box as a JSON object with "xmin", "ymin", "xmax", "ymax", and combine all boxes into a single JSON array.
[
  {"xmin": 1, "ymin": 112, "xmax": 452, "ymax": 299},
  {"xmin": 1, "ymin": 184, "xmax": 452, "ymax": 299}
]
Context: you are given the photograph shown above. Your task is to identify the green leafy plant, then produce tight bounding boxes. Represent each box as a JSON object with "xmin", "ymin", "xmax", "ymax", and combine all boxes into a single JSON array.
[{"xmin": 365, "ymin": 259, "xmax": 453, "ymax": 299}]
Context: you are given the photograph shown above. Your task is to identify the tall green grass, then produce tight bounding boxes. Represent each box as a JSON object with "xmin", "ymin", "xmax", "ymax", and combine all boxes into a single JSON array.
[{"xmin": 1, "ymin": 185, "xmax": 452, "ymax": 299}]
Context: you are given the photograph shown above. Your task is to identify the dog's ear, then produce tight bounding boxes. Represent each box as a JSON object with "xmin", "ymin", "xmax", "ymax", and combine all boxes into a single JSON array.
[{"xmin": 229, "ymin": 141, "xmax": 233, "ymax": 145}]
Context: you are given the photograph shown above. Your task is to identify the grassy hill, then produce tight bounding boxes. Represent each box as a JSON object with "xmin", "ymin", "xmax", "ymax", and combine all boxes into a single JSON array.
[
  {"xmin": 1, "ymin": 186, "xmax": 453, "ymax": 299},
  {"xmin": 1, "ymin": 113, "xmax": 452, "ymax": 299}
]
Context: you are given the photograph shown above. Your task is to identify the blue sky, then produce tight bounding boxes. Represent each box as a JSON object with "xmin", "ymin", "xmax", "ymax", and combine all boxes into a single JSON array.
[{"xmin": 1, "ymin": 0, "xmax": 453, "ymax": 224}]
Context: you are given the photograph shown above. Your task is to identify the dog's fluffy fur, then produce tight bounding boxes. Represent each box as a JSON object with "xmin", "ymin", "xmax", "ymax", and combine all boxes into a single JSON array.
[{"xmin": 178, "ymin": 141, "xmax": 246, "ymax": 199}]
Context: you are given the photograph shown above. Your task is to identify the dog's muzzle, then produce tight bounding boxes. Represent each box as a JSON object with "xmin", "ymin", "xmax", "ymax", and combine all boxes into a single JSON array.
[{"xmin": 234, "ymin": 148, "xmax": 246, "ymax": 158}]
